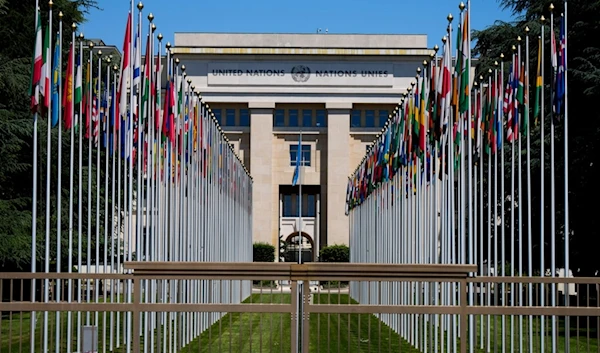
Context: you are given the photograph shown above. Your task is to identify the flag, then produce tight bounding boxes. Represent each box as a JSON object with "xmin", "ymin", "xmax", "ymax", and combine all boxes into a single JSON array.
[
  {"xmin": 51, "ymin": 33, "xmax": 60, "ymax": 127},
  {"xmin": 553, "ymin": 15, "xmax": 566, "ymax": 119},
  {"xmin": 117, "ymin": 13, "xmax": 132, "ymax": 129},
  {"xmin": 534, "ymin": 37, "xmax": 542, "ymax": 125},
  {"xmin": 132, "ymin": 25, "xmax": 141, "ymax": 87},
  {"xmin": 62, "ymin": 41, "xmax": 74, "ymax": 129},
  {"xmin": 74, "ymin": 52, "xmax": 82, "ymax": 131},
  {"xmin": 292, "ymin": 134, "xmax": 302, "ymax": 187},
  {"xmin": 29, "ymin": 12, "xmax": 42, "ymax": 112},
  {"xmin": 40, "ymin": 25, "xmax": 51, "ymax": 109}
]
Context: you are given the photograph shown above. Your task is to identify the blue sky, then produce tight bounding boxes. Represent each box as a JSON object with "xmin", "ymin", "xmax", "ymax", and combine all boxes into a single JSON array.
[{"xmin": 81, "ymin": 0, "xmax": 515, "ymax": 49}]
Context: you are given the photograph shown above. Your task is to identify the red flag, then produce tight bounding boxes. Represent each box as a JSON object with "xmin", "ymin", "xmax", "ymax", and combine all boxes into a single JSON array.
[{"xmin": 62, "ymin": 43, "xmax": 74, "ymax": 129}]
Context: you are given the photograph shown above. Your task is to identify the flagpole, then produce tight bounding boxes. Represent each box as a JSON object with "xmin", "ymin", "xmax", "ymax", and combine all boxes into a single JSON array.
[
  {"xmin": 110, "ymin": 65, "xmax": 118, "ymax": 351},
  {"xmin": 126, "ymin": 0, "xmax": 135, "ymax": 349},
  {"xmin": 86, "ymin": 42, "xmax": 93, "ymax": 326},
  {"xmin": 42, "ymin": 4, "xmax": 53, "ymax": 351},
  {"xmin": 30, "ymin": 5, "xmax": 40, "ymax": 353},
  {"xmin": 94, "ymin": 49, "xmax": 103, "ymax": 329},
  {"xmin": 76, "ymin": 32, "xmax": 84, "ymax": 353},
  {"xmin": 549, "ymin": 8, "xmax": 558, "ymax": 352},
  {"xmin": 525, "ymin": 26, "xmax": 534, "ymax": 353},
  {"xmin": 509, "ymin": 46, "xmax": 516, "ymax": 353},
  {"xmin": 55, "ymin": 13, "xmax": 63, "ymax": 353},
  {"xmin": 539, "ymin": 15, "xmax": 546, "ymax": 353},
  {"xmin": 563, "ymin": 1, "xmax": 571, "ymax": 350},
  {"xmin": 103, "ymin": 53, "xmax": 112, "ymax": 349},
  {"xmin": 66, "ymin": 23, "xmax": 76, "ymax": 353}
]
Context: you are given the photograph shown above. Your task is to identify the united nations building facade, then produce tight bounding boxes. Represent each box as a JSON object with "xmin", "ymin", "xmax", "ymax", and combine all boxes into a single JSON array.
[{"xmin": 172, "ymin": 33, "xmax": 433, "ymax": 261}]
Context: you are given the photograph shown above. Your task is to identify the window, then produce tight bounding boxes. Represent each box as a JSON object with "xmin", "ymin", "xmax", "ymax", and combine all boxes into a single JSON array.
[
  {"xmin": 239, "ymin": 109, "xmax": 250, "ymax": 126},
  {"xmin": 289, "ymin": 109, "xmax": 299, "ymax": 127},
  {"xmin": 290, "ymin": 144, "xmax": 311, "ymax": 167},
  {"xmin": 226, "ymin": 109, "xmax": 236, "ymax": 126},
  {"xmin": 378, "ymin": 110, "xmax": 389, "ymax": 127},
  {"xmin": 274, "ymin": 109, "xmax": 285, "ymax": 127},
  {"xmin": 302, "ymin": 109, "xmax": 313, "ymax": 127},
  {"xmin": 351, "ymin": 110, "xmax": 361, "ymax": 127},
  {"xmin": 213, "ymin": 109, "xmax": 222, "ymax": 125},
  {"xmin": 306, "ymin": 194, "xmax": 316, "ymax": 217},
  {"xmin": 316, "ymin": 109, "xmax": 327, "ymax": 127},
  {"xmin": 365, "ymin": 110, "xmax": 375, "ymax": 127},
  {"xmin": 283, "ymin": 194, "xmax": 295, "ymax": 217}
]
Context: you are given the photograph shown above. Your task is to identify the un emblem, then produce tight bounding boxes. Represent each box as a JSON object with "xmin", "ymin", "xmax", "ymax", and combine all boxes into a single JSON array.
[{"xmin": 291, "ymin": 65, "xmax": 311, "ymax": 82}]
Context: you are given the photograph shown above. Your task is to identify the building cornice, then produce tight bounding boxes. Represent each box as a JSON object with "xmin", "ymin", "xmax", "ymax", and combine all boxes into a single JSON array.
[{"xmin": 171, "ymin": 47, "xmax": 434, "ymax": 56}]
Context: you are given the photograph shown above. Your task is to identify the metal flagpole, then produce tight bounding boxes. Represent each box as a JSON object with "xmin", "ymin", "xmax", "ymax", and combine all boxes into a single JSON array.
[
  {"xmin": 103, "ymin": 53, "xmax": 112, "ymax": 349},
  {"xmin": 549, "ymin": 8, "xmax": 557, "ymax": 352},
  {"xmin": 66, "ymin": 23, "xmax": 76, "ymax": 353},
  {"xmin": 563, "ymin": 2, "xmax": 571, "ymax": 350},
  {"xmin": 77, "ymin": 32, "xmax": 84, "ymax": 352},
  {"xmin": 55, "ymin": 14, "xmax": 63, "ymax": 353},
  {"xmin": 43, "ymin": 4, "xmax": 53, "ymax": 351},
  {"xmin": 526, "ymin": 29, "xmax": 535, "ymax": 353},
  {"xmin": 86, "ymin": 43, "xmax": 93, "ymax": 326},
  {"xmin": 539, "ymin": 16, "xmax": 546, "ymax": 352},
  {"xmin": 31, "ymin": 2, "xmax": 40, "ymax": 351},
  {"xmin": 110, "ymin": 67, "xmax": 118, "ymax": 351},
  {"xmin": 510, "ymin": 47, "xmax": 516, "ymax": 353},
  {"xmin": 95, "ymin": 49, "xmax": 102, "ymax": 328}
]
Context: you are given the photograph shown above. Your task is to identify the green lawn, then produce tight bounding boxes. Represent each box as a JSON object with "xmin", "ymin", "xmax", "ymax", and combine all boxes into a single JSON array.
[{"xmin": 2, "ymin": 294, "xmax": 598, "ymax": 352}]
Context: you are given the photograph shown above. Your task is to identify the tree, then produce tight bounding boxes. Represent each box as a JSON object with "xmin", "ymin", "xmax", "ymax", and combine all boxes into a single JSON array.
[
  {"xmin": 472, "ymin": 0, "xmax": 600, "ymax": 274},
  {"xmin": 0, "ymin": 0, "xmax": 100, "ymax": 270}
]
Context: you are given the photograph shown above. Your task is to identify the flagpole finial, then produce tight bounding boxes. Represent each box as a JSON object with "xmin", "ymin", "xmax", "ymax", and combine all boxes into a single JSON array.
[
  {"xmin": 79, "ymin": 32, "xmax": 84, "ymax": 40},
  {"xmin": 517, "ymin": 35, "xmax": 522, "ymax": 42},
  {"xmin": 157, "ymin": 33, "xmax": 163, "ymax": 41},
  {"xmin": 151, "ymin": 24, "xmax": 156, "ymax": 32},
  {"xmin": 442, "ymin": 36, "xmax": 447, "ymax": 43},
  {"xmin": 166, "ymin": 42, "xmax": 171, "ymax": 49},
  {"xmin": 181, "ymin": 64, "xmax": 186, "ymax": 72},
  {"xmin": 137, "ymin": 2, "xmax": 144, "ymax": 11},
  {"xmin": 113, "ymin": 65, "xmax": 118, "ymax": 72},
  {"xmin": 72, "ymin": 23, "xmax": 76, "ymax": 30},
  {"xmin": 541, "ymin": 15, "xmax": 546, "ymax": 22},
  {"xmin": 512, "ymin": 45, "xmax": 516, "ymax": 52},
  {"xmin": 58, "ymin": 11, "xmax": 63, "ymax": 19},
  {"xmin": 549, "ymin": 3, "xmax": 554, "ymax": 11},
  {"xmin": 429, "ymin": 52, "xmax": 435, "ymax": 60},
  {"xmin": 89, "ymin": 42, "xmax": 94, "ymax": 49},
  {"xmin": 433, "ymin": 44, "xmax": 439, "ymax": 52},
  {"xmin": 525, "ymin": 26, "xmax": 530, "ymax": 33},
  {"xmin": 500, "ymin": 53, "xmax": 504, "ymax": 59},
  {"xmin": 187, "ymin": 78, "xmax": 192, "ymax": 84},
  {"xmin": 175, "ymin": 58, "xmax": 180, "ymax": 66},
  {"xmin": 447, "ymin": 13, "xmax": 453, "ymax": 22},
  {"xmin": 423, "ymin": 60, "xmax": 428, "ymax": 67},
  {"xmin": 473, "ymin": 81, "xmax": 478, "ymax": 88},
  {"xmin": 48, "ymin": 0, "xmax": 53, "ymax": 8},
  {"xmin": 488, "ymin": 68, "xmax": 493, "ymax": 74},
  {"xmin": 494, "ymin": 60, "xmax": 498, "ymax": 66},
  {"xmin": 459, "ymin": 2, "xmax": 465, "ymax": 11},
  {"xmin": 98, "ymin": 50, "xmax": 102, "ymax": 57},
  {"xmin": 106, "ymin": 57, "xmax": 111, "ymax": 64},
  {"xmin": 190, "ymin": 85, "xmax": 195, "ymax": 91},
  {"xmin": 148, "ymin": 13, "xmax": 154, "ymax": 22},
  {"xmin": 479, "ymin": 75, "xmax": 484, "ymax": 82},
  {"xmin": 416, "ymin": 67, "xmax": 421, "ymax": 75}
]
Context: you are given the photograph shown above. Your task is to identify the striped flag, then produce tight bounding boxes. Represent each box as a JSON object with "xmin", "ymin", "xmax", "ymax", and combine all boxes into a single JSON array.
[
  {"xmin": 40, "ymin": 25, "xmax": 51, "ymax": 109},
  {"xmin": 29, "ymin": 12, "xmax": 42, "ymax": 112},
  {"xmin": 62, "ymin": 42, "xmax": 74, "ymax": 129}
]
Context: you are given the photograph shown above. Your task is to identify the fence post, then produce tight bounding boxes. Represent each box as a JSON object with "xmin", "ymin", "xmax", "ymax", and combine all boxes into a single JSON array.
[
  {"xmin": 133, "ymin": 277, "xmax": 141, "ymax": 353},
  {"xmin": 460, "ymin": 278, "xmax": 467, "ymax": 353},
  {"xmin": 291, "ymin": 280, "xmax": 298, "ymax": 353}
]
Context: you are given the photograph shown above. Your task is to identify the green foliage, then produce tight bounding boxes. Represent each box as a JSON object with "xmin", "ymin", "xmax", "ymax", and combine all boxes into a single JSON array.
[
  {"xmin": 253, "ymin": 242, "xmax": 275, "ymax": 262},
  {"xmin": 473, "ymin": 0, "xmax": 600, "ymax": 273},
  {"xmin": 319, "ymin": 244, "xmax": 350, "ymax": 263},
  {"xmin": 0, "ymin": 0, "xmax": 103, "ymax": 270}
]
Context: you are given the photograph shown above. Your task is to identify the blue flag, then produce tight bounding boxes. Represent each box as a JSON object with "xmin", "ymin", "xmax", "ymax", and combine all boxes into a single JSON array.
[
  {"xmin": 51, "ymin": 33, "xmax": 60, "ymax": 127},
  {"xmin": 292, "ymin": 134, "xmax": 301, "ymax": 186}
]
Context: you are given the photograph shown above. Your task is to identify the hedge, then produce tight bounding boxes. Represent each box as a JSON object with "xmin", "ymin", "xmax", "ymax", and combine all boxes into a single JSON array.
[{"xmin": 253, "ymin": 242, "xmax": 275, "ymax": 262}]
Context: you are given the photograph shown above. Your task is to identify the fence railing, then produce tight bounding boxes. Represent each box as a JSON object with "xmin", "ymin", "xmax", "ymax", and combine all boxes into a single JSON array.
[{"xmin": 1, "ymin": 263, "xmax": 599, "ymax": 353}]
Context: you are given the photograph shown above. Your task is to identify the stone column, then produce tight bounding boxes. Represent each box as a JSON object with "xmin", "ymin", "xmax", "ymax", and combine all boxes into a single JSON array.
[
  {"xmin": 249, "ymin": 102, "xmax": 274, "ymax": 245},
  {"xmin": 326, "ymin": 103, "xmax": 351, "ymax": 245}
]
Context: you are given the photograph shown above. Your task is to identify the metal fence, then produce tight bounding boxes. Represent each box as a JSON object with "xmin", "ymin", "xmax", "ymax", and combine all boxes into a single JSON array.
[{"xmin": 1, "ymin": 263, "xmax": 599, "ymax": 353}]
